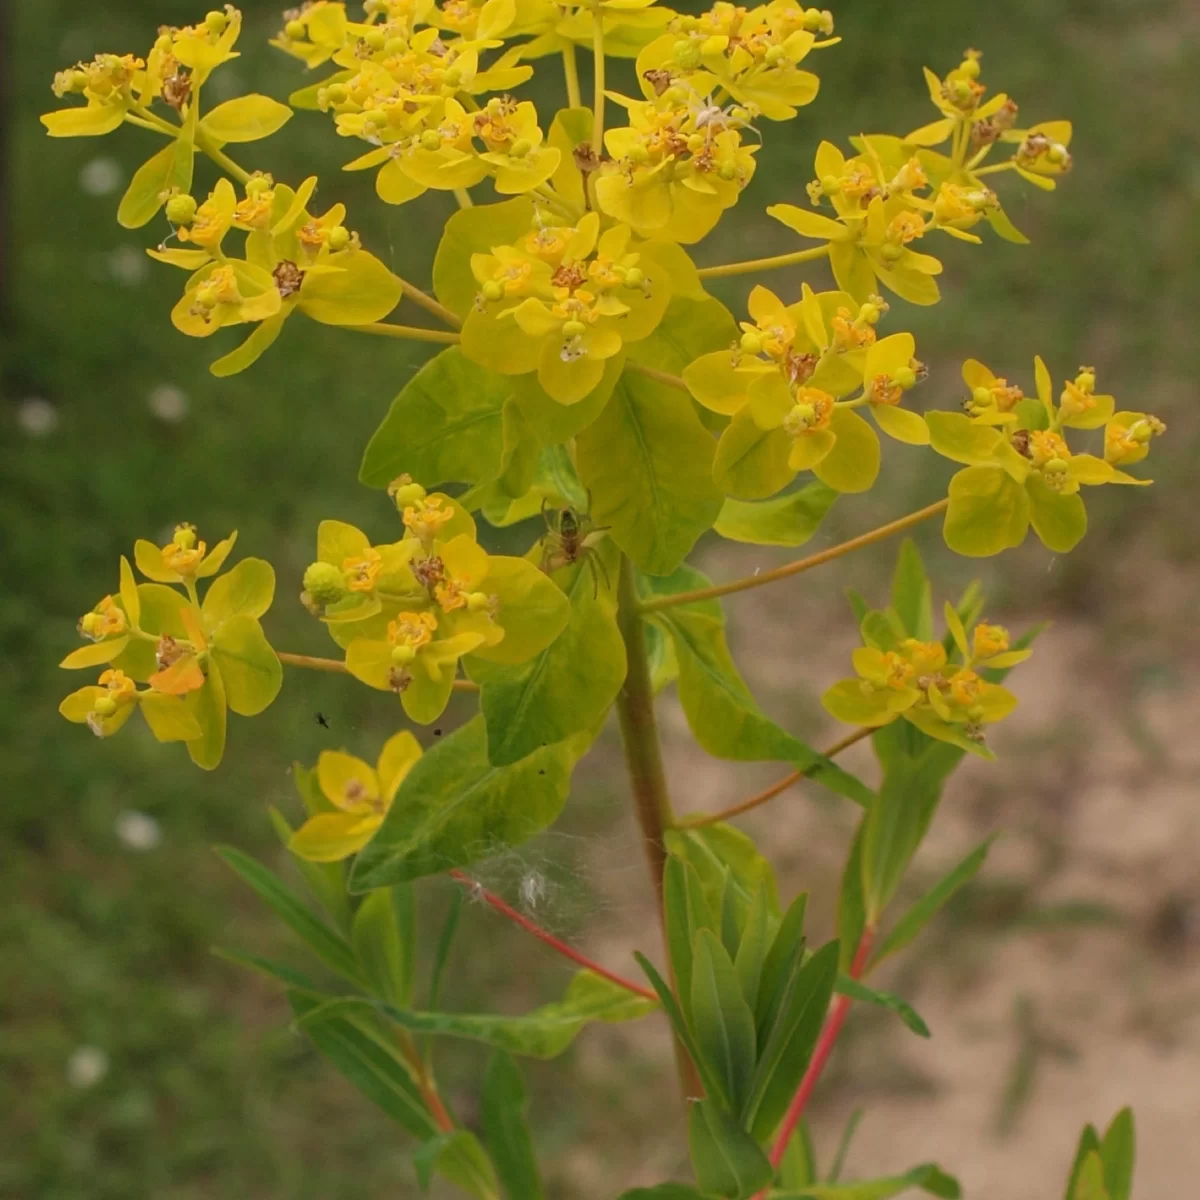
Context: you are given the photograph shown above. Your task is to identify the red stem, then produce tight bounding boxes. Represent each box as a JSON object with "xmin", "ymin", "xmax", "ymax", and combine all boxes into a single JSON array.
[
  {"xmin": 763, "ymin": 928, "xmax": 876, "ymax": 1182},
  {"xmin": 448, "ymin": 869, "xmax": 658, "ymax": 1002}
]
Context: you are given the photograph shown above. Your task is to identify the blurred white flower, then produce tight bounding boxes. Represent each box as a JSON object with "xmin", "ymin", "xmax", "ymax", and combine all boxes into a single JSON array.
[
  {"xmin": 66, "ymin": 1046, "xmax": 109, "ymax": 1089},
  {"xmin": 17, "ymin": 397, "xmax": 59, "ymax": 437},
  {"xmin": 80, "ymin": 157, "xmax": 123, "ymax": 197},
  {"xmin": 116, "ymin": 810, "xmax": 162, "ymax": 852},
  {"xmin": 147, "ymin": 384, "xmax": 189, "ymax": 424},
  {"xmin": 108, "ymin": 246, "xmax": 149, "ymax": 287}
]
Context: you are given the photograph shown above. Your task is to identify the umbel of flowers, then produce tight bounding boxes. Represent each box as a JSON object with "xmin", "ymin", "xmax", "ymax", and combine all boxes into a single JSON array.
[{"xmin": 43, "ymin": 6, "xmax": 1156, "ymax": 1199}]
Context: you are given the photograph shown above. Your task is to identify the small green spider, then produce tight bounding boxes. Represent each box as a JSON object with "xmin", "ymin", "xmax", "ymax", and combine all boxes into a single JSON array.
[{"xmin": 539, "ymin": 496, "xmax": 611, "ymax": 595}]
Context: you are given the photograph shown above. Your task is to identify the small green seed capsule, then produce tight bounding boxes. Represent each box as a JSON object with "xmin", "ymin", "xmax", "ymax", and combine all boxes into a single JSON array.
[
  {"xmin": 894, "ymin": 366, "xmax": 917, "ymax": 390},
  {"xmin": 717, "ymin": 162, "xmax": 737, "ymax": 181},
  {"xmin": 972, "ymin": 385, "xmax": 993, "ymax": 408},
  {"xmin": 764, "ymin": 44, "xmax": 786, "ymax": 66},
  {"xmin": 509, "ymin": 137, "xmax": 532, "ymax": 158},
  {"xmin": 285, "ymin": 19, "xmax": 306, "ymax": 39},
  {"xmin": 1043, "ymin": 457, "xmax": 1069, "ymax": 475},
  {"xmin": 245, "ymin": 174, "xmax": 272, "ymax": 196},
  {"xmin": 740, "ymin": 331, "xmax": 764, "ymax": 354},
  {"xmin": 820, "ymin": 173, "xmax": 841, "ymax": 195},
  {"xmin": 388, "ymin": 478, "xmax": 427, "ymax": 509},
  {"xmin": 205, "ymin": 10, "xmax": 229, "ymax": 34},
  {"xmin": 325, "ymin": 83, "xmax": 348, "ymax": 104},
  {"xmin": 365, "ymin": 29, "xmax": 387, "ymax": 51},
  {"xmin": 673, "ymin": 39, "xmax": 701, "ymax": 69},
  {"xmin": 562, "ymin": 319, "xmax": 587, "ymax": 337},
  {"xmin": 881, "ymin": 242, "xmax": 903, "ymax": 262},
  {"xmin": 166, "ymin": 193, "xmax": 198, "ymax": 225},
  {"xmin": 302, "ymin": 561, "xmax": 348, "ymax": 605},
  {"xmin": 93, "ymin": 695, "xmax": 118, "ymax": 717},
  {"xmin": 481, "ymin": 280, "xmax": 504, "ymax": 302},
  {"xmin": 420, "ymin": 129, "xmax": 442, "ymax": 151},
  {"xmin": 623, "ymin": 267, "xmax": 644, "ymax": 288},
  {"xmin": 390, "ymin": 644, "xmax": 417, "ymax": 666},
  {"xmin": 327, "ymin": 226, "xmax": 351, "ymax": 251}
]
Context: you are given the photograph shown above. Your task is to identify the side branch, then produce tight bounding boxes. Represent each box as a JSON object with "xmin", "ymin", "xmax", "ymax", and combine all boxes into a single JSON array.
[
  {"xmin": 276, "ymin": 651, "xmax": 479, "ymax": 692},
  {"xmin": 625, "ymin": 361, "xmax": 690, "ymax": 391},
  {"xmin": 638, "ymin": 498, "xmax": 950, "ymax": 615},
  {"xmin": 348, "ymin": 322, "xmax": 461, "ymax": 344},
  {"xmin": 673, "ymin": 726, "xmax": 873, "ymax": 830},
  {"xmin": 697, "ymin": 242, "xmax": 831, "ymax": 281},
  {"xmin": 448, "ymin": 869, "xmax": 657, "ymax": 1002}
]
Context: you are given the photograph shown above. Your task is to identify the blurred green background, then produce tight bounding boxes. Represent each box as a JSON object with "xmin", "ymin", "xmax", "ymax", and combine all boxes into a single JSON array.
[{"xmin": 3, "ymin": 1, "xmax": 1197, "ymax": 1197}]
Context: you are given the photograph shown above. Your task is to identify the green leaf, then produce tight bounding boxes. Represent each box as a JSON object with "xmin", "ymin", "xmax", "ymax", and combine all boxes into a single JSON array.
[
  {"xmin": 836, "ymin": 824, "xmax": 867, "ymax": 974},
  {"xmin": 1098, "ymin": 1108, "xmax": 1135, "ymax": 1200},
  {"xmin": 689, "ymin": 1099, "xmax": 774, "ymax": 1200},
  {"xmin": 350, "ymin": 717, "xmax": 582, "ymax": 888},
  {"xmin": 828, "ymin": 1109, "xmax": 865, "ymax": 1183},
  {"xmin": 433, "ymin": 196, "xmax": 538, "ymax": 318},
  {"xmin": 943, "ymin": 466, "xmax": 1031, "ymax": 557},
  {"xmin": 834, "ymin": 976, "xmax": 929, "ymax": 1038},
  {"xmin": 202, "ymin": 556, "xmax": 275, "ymax": 623},
  {"xmin": 647, "ymin": 565, "xmax": 873, "ymax": 808},
  {"xmin": 479, "ymin": 540, "xmax": 625, "ymax": 765},
  {"xmin": 746, "ymin": 941, "xmax": 839, "ymax": 1139},
  {"xmin": 511, "ymin": 354, "xmax": 623, "ymax": 445},
  {"xmin": 413, "ymin": 1131, "xmax": 499, "ymax": 1200},
  {"xmin": 200, "ymin": 94, "xmax": 293, "ymax": 142},
  {"xmin": 715, "ymin": 483, "xmax": 838, "ymax": 547},
  {"xmin": 1064, "ymin": 1125, "xmax": 1102, "ymax": 1200},
  {"xmin": 184, "ymin": 659, "xmax": 226, "ymax": 770},
  {"xmin": 667, "ymin": 824, "xmax": 781, "ymax": 933},
  {"xmin": 267, "ymin": 805, "xmax": 352, "ymax": 934},
  {"xmin": 117, "ymin": 140, "xmax": 190, "ymax": 229},
  {"xmin": 628, "ymin": 293, "xmax": 739, "ymax": 375},
  {"xmin": 617, "ymin": 1188, "xmax": 711, "ymax": 1200},
  {"xmin": 576, "ymin": 370, "xmax": 722, "ymax": 575},
  {"xmin": 287, "ymin": 990, "xmax": 439, "ymax": 1139},
  {"xmin": 352, "ymin": 886, "xmax": 416, "ymax": 1008},
  {"xmin": 734, "ymin": 886, "xmax": 774, "ymax": 1014},
  {"xmin": 216, "ymin": 846, "xmax": 365, "ymax": 987},
  {"xmin": 210, "ymin": 312, "xmax": 287, "ymax": 377},
  {"xmin": 755, "ymin": 891, "xmax": 807, "ymax": 1045},
  {"xmin": 870, "ymin": 838, "xmax": 993, "ymax": 967},
  {"xmin": 690, "ymin": 929, "xmax": 758, "ymax": 1113},
  {"xmin": 213, "ymin": 946, "xmax": 330, "ymax": 995},
  {"xmin": 359, "ymin": 347, "xmax": 508, "ymax": 489},
  {"xmin": 482, "ymin": 1052, "xmax": 544, "ymax": 1200},
  {"xmin": 713, "ymin": 411, "xmax": 794, "ymax": 501},
  {"xmin": 890, "ymin": 539, "xmax": 933, "ymax": 640},
  {"xmin": 210, "ymin": 614, "xmax": 282, "ymax": 717},
  {"xmin": 777, "ymin": 1123, "xmax": 818, "ymax": 1189},
  {"xmin": 1026, "ymin": 474, "xmax": 1088, "ymax": 553},
  {"xmin": 1070, "ymin": 1153, "xmax": 1111, "ymax": 1200},
  {"xmin": 771, "ymin": 1162, "xmax": 961, "ymax": 1198},
  {"xmin": 300, "ymin": 970, "xmax": 656, "ymax": 1059}
]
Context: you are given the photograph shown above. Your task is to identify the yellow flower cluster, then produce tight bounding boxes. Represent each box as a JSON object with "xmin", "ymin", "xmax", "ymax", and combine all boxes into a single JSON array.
[{"xmin": 302, "ymin": 479, "xmax": 569, "ymax": 723}]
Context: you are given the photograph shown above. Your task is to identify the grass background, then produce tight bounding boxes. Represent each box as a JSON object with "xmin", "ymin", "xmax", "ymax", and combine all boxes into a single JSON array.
[{"xmin": 2, "ymin": 0, "xmax": 1197, "ymax": 1196}]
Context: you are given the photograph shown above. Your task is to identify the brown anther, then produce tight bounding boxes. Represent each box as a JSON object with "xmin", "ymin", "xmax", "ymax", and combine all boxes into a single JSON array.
[
  {"xmin": 552, "ymin": 263, "xmax": 589, "ymax": 291},
  {"xmin": 273, "ymin": 259, "xmax": 306, "ymax": 298},
  {"xmin": 573, "ymin": 141, "xmax": 601, "ymax": 176},
  {"xmin": 155, "ymin": 634, "xmax": 185, "ymax": 670},
  {"xmin": 412, "ymin": 555, "xmax": 446, "ymax": 591},
  {"xmin": 642, "ymin": 68, "xmax": 674, "ymax": 96},
  {"xmin": 1010, "ymin": 429, "xmax": 1032, "ymax": 458},
  {"xmin": 387, "ymin": 666, "xmax": 413, "ymax": 693},
  {"xmin": 344, "ymin": 780, "xmax": 367, "ymax": 803},
  {"xmin": 785, "ymin": 350, "xmax": 817, "ymax": 386},
  {"xmin": 162, "ymin": 69, "xmax": 192, "ymax": 111},
  {"xmin": 971, "ymin": 119, "xmax": 1000, "ymax": 148}
]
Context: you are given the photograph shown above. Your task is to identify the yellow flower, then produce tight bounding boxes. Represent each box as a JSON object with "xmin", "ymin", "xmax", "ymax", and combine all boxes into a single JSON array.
[
  {"xmin": 1105, "ymin": 412, "xmax": 1166, "ymax": 468},
  {"xmin": 288, "ymin": 732, "xmax": 423, "ymax": 862}
]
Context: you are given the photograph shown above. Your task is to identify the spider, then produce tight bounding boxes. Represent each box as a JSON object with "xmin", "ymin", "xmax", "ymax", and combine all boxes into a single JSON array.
[{"xmin": 539, "ymin": 495, "xmax": 611, "ymax": 596}]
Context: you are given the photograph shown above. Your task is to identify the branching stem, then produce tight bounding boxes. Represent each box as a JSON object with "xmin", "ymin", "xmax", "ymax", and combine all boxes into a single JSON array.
[
  {"xmin": 347, "ymin": 322, "xmax": 461, "ymax": 344},
  {"xmin": 637, "ymin": 498, "xmax": 950, "ymax": 615},
  {"xmin": 562, "ymin": 42, "xmax": 582, "ymax": 109},
  {"xmin": 697, "ymin": 242, "xmax": 831, "ymax": 281},
  {"xmin": 625, "ymin": 361, "xmax": 690, "ymax": 392},
  {"xmin": 275, "ymin": 651, "xmax": 479, "ymax": 692},
  {"xmin": 591, "ymin": 5, "xmax": 606, "ymax": 151}
]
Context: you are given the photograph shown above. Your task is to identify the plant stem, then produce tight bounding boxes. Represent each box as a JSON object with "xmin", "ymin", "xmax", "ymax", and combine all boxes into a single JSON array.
[
  {"xmin": 697, "ymin": 242, "xmax": 831, "ymax": 281},
  {"xmin": 196, "ymin": 131, "xmax": 251, "ymax": 184},
  {"xmin": 453, "ymin": 187, "xmax": 473, "ymax": 209},
  {"xmin": 563, "ymin": 42, "xmax": 582, "ymax": 109},
  {"xmin": 275, "ymin": 651, "xmax": 479, "ymax": 692},
  {"xmin": 672, "ymin": 727, "xmax": 873, "ymax": 830},
  {"xmin": 625, "ymin": 361, "xmax": 690, "ymax": 392},
  {"xmin": 448, "ymin": 870, "xmax": 657, "ymax": 1001},
  {"xmin": 637, "ymin": 498, "xmax": 950, "ymax": 615},
  {"xmin": 762, "ymin": 927, "xmax": 875, "ymax": 1181},
  {"xmin": 347, "ymin": 322, "xmax": 461, "ymax": 344},
  {"xmin": 614, "ymin": 555, "xmax": 704, "ymax": 1100},
  {"xmin": 591, "ymin": 5, "xmax": 606, "ymax": 152},
  {"xmin": 395, "ymin": 1030, "xmax": 456, "ymax": 1133},
  {"xmin": 973, "ymin": 161, "xmax": 1017, "ymax": 177},
  {"xmin": 397, "ymin": 279, "xmax": 463, "ymax": 330}
]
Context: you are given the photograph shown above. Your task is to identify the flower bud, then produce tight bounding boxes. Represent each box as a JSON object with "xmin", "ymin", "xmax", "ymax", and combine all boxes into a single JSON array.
[
  {"xmin": 303, "ymin": 561, "xmax": 348, "ymax": 605},
  {"xmin": 205, "ymin": 10, "xmax": 229, "ymax": 34},
  {"xmin": 327, "ymin": 225, "xmax": 351, "ymax": 251},
  {"xmin": 166, "ymin": 193, "xmax": 198, "ymax": 225},
  {"xmin": 285, "ymin": 19, "xmax": 307, "ymax": 39}
]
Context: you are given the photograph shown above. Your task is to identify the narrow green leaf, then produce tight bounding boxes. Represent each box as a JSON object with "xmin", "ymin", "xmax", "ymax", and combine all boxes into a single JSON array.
[
  {"xmin": 299, "ymin": 970, "xmax": 656, "ymax": 1059},
  {"xmin": 635, "ymin": 951, "xmax": 723, "ymax": 1103},
  {"xmin": 1098, "ymin": 1108, "xmax": 1135, "ymax": 1200},
  {"xmin": 359, "ymin": 347, "xmax": 508, "ymax": 489},
  {"xmin": 287, "ymin": 990, "xmax": 439, "ymax": 1139},
  {"xmin": 482, "ymin": 1051, "xmax": 544, "ymax": 1200},
  {"xmin": 834, "ymin": 976, "xmax": 929, "ymax": 1038},
  {"xmin": 1064, "ymin": 1125, "xmax": 1102, "ymax": 1200},
  {"xmin": 862, "ymin": 760, "xmax": 937, "ymax": 923},
  {"xmin": 747, "ymin": 941, "xmax": 839, "ymax": 1139},
  {"xmin": 1071, "ymin": 1153, "xmax": 1111, "ymax": 1200},
  {"xmin": 216, "ymin": 846, "xmax": 364, "ymax": 987},
  {"xmin": 714, "ymin": 483, "xmax": 838, "ymax": 547},
  {"xmin": 689, "ymin": 1099, "xmax": 774, "ymax": 1200},
  {"xmin": 828, "ymin": 1109, "xmax": 865, "ymax": 1183},
  {"xmin": 424, "ymin": 886, "xmax": 463, "ymax": 1065},
  {"xmin": 668, "ymin": 824, "xmax": 781, "ymax": 931},
  {"xmin": 617, "ymin": 1188, "xmax": 710, "ymax": 1200},
  {"xmin": 213, "ymin": 947, "xmax": 329, "ymax": 995},
  {"xmin": 771, "ymin": 1162, "xmax": 960, "ymax": 1198},
  {"xmin": 267, "ymin": 805, "xmax": 352, "ymax": 934},
  {"xmin": 734, "ymin": 886, "xmax": 773, "ymax": 1014},
  {"xmin": 871, "ymin": 838, "xmax": 994, "ymax": 967},
  {"xmin": 890, "ymin": 539, "xmax": 933, "ymax": 640},
  {"xmin": 837, "ymin": 824, "xmax": 867, "ymax": 974},
  {"xmin": 690, "ymin": 929, "xmax": 757, "ymax": 1114},
  {"xmin": 576, "ymin": 370, "xmax": 722, "ymax": 576},
  {"xmin": 352, "ymin": 886, "xmax": 417, "ymax": 1008},
  {"xmin": 349, "ymin": 718, "xmax": 583, "ymax": 889},
  {"xmin": 755, "ymin": 892, "xmax": 807, "ymax": 1044},
  {"xmin": 480, "ymin": 540, "xmax": 625, "ymax": 765},
  {"xmin": 777, "ymin": 1122, "xmax": 818, "ymax": 1189},
  {"xmin": 665, "ymin": 857, "xmax": 698, "ymax": 1029}
]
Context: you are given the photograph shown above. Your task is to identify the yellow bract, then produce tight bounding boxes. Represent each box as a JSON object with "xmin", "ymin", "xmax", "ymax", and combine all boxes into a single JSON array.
[{"xmin": 289, "ymin": 732, "xmax": 422, "ymax": 862}]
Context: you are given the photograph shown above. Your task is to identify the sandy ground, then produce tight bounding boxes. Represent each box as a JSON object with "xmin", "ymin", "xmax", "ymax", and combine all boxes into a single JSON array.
[{"xmin": 551, "ymin": 540, "xmax": 1200, "ymax": 1199}]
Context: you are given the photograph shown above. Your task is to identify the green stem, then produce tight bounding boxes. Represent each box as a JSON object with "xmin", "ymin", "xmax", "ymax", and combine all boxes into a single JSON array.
[
  {"xmin": 637, "ymin": 498, "xmax": 951, "ymax": 615},
  {"xmin": 624, "ymin": 361, "xmax": 690, "ymax": 392},
  {"xmin": 196, "ymin": 131, "xmax": 250, "ymax": 184},
  {"xmin": 591, "ymin": 5, "xmax": 606, "ymax": 152},
  {"xmin": 696, "ymin": 242, "xmax": 831, "ymax": 281},
  {"xmin": 973, "ymin": 161, "xmax": 1016, "ymax": 177},
  {"xmin": 346, "ymin": 322, "xmax": 461, "ymax": 344},
  {"xmin": 614, "ymin": 555, "xmax": 702, "ymax": 1101},
  {"xmin": 453, "ymin": 187, "xmax": 473, "ymax": 209},
  {"xmin": 562, "ymin": 41, "xmax": 582, "ymax": 109}
]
